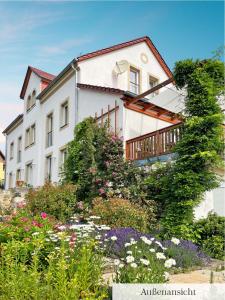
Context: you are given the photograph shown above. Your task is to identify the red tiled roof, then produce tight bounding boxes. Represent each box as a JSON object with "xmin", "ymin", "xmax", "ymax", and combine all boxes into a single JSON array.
[
  {"xmin": 20, "ymin": 66, "xmax": 55, "ymax": 99},
  {"xmin": 77, "ymin": 36, "xmax": 172, "ymax": 78},
  {"xmin": 30, "ymin": 67, "xmax": 55, "ymax": 81},
  {"xmin": 77, "ymin": 83, "xmax": 124, "ymax": 94}
]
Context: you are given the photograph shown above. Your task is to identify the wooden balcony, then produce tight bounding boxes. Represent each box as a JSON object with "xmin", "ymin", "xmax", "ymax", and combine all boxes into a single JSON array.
[{"xmin": 126, "ymin": 123, "xmax": 183, "ymax": 161}]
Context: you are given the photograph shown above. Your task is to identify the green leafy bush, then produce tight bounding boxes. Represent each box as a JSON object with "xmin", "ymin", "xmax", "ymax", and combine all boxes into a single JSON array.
[
  {"xmin": 91, "ymin": 198, "xmax": 150, "ymax": 232},
  {"xmin": 25, "ymin": 183, "xmax": 77, "ymax": 222},
  {"xmin": 192, "ymin": 213, "xmax": 225, "ymax": 260}
]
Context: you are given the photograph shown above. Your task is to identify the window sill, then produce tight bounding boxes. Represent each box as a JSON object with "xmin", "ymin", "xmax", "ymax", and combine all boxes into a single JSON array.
[
  {"xmin": 25, "ymin": 142, "xmax": 35, "ymax": 150},
  {"xmin": 60, "ymin": 123, "xmax": 69, "ymax": 130}
]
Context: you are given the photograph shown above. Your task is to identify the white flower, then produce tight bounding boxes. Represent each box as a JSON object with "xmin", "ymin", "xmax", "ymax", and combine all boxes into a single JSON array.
[
  {"xmin": 130, "ymin": 263, "xmax": 137, "ymax": 268},
  {"xmin": 127, "ymin": 251, "xmax": 132, "ymax": 255},
  {"xmin": 32, "ymin": 232, "xmax": 39, "ymax": 236},
  {"xmin": 171, "ymin": 237, "xmax": 180, "ymax": 245},
  {"xmin": 130, "ymin": 240, "xmax": 137, "ymax": 245},
  {"xmin": 150, "ymin": 248, "xmax": 155, "ymax": 253},
  {"xmin": 89, "ymin": 216, "xmax": 101, "ymax": 219},
  {"xmin": 140, "ymin": 236, "xmax": 152, "ymax": 245},
  {"xmin": 45, "ymin": 238, "xmax": 50, "ymax": 242},
  {"xmin": 114, "ymin": 259, "xmax": 120, "ymax": 266},
  {"xmin": 150, "ymin": 238, "xmax": 155, "ymax": 241},
  {"xmin": 164, "ymin": 258, "xmax": 176, "ymax": 268},
  {"xmin": 111, "ymin": 236, "xmax": 117, "ymax": 241},
  {"xmin": 125, "ymin": 243, "xmax": 131, "ymax": 247},
  {"xmin": 126, "ymin": 255, "xmax": 135, "ymax": 263},
  {"xmin": 95, "ymin": 235, "xmax": 101, "ymax": 240},
  {"xmin": 164, "ymin": 272, "xmax": 170, "ymax": 280},
  {"xmin": 155, "ymin": 241, "xmax": 163, "ymax": 248},
  {"xmin": 58, "ymin": 225, "xmax": 67, "ymax": 231},
  {"xmin": 140, "ymin": 258, "xmax": 149, "ymax": 266},
  {"xmin": 156, "ymin": 252, "xmax": 166, "ymax": 260},
  {"xmin": 119, "ymin": 263, "xmax": 124, "ymax": 269}
]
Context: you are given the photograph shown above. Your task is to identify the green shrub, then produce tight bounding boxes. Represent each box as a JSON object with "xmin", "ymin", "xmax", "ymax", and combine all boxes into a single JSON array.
[
  {"xmin": 91, "ymin": 198, "xmax": 150, "ymax": 232},
  {"xmin": 0, "ymin": 239, "xmax": 107, "ymax": 300},
  {"xmin": 25, "ymin": 183, "xmax": 77, "ymax": 222},
  {"xmin": 192, "ymin": 213, "xmax": 225, "ymax": 260}
]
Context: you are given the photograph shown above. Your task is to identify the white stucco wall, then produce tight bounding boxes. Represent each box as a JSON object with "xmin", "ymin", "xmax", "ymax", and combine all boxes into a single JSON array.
[
  {"xmin": 78, "ymin": 42, "xmax": 171, "ymax": 93},
  {"xmin": 5, "ymin": 122, "xmax": 23, "ymax": 189}
]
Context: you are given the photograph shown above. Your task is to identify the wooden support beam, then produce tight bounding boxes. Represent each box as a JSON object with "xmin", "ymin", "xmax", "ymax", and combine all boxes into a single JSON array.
[{"xmin": 127, "ymin": 77, "xmax": 173, "ymax": 106}]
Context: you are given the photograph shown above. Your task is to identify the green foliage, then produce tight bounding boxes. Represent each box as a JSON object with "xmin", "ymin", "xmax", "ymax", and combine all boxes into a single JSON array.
[
  {"xmin": 25, "ymin": 183, "xmax": 77, "ymax": 222},
  {"xmin": 0, "ymin": 239, "xmax": 107, "ymax": 300},
  {"xmin": 91, "ymin": 197, "xmax": 151, "ymax": 232},
  {"xmin": 145, "ymin": 59, "xmax": 224, "ymax": 235},
  {"xmin": 191, "ymin": 213, "xmax": 225, "ymax": 260}
]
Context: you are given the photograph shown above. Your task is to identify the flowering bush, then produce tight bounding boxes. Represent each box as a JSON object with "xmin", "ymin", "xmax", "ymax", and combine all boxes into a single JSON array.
[
  {"xmin": 91, "ymin": 198, "xmax": 149, "ymax": 232},
  {"xmin": 0, "ymin": 210, "xmax": 109, "ymax": 299},
  {"xmin": 110, "ymin": 235, "xmax": 173, "ymax": 283},
  {"xmin": 25, "ymin": 183, "xmax": 77, "ymax": 222},
  {"xmin": 103, "ymin": 228, "xmax": 209, "ymax": 272}
]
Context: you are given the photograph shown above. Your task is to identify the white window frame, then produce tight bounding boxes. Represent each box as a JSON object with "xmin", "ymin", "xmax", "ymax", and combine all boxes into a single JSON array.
[
  {"xmin": 60, "ymin": 100, "xmax": 69, "ymax": 128},
  {"xmin": 45, "ymin": 154, "xmax": 53, "ymax": 182},
  {"xmin": 46, "ymin": 113, "xmax": 53, "ymax": 148},
  {"xmin": 149, "ymin": 75, "xmax": 159, "ymax": 97},
  {"xmin": 129, "ymin": 66, "xmax": 140, "ymax": 94},
  {"xmin": 17, "ymin": 136, "xmax": 22, "ymax": 163},
  {"xmin": 25, "ymin": 162, "xmax": 33, "ymax": 186},
  {"xmin": 10, "ymin": 142, "xmax": 14, "ymax": 160}
]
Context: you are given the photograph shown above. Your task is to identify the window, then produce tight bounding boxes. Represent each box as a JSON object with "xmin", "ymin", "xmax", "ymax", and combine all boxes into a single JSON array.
[
  {"xmin": 26, "ymin": 90, "xmax": 36, "ymax": 111},
  {"xmin": 59, "ymin": 147, "xmax": 67, "ymax": 172},
  {"xmin": 31, "ymin": 90, "xmax": 36, "ymax": 107},
  {"xmin": 25, "ymin": 163, "xmax": 33, "ymax": 186},
  {"xmin": 60, "ymin": 101, "xmax": 69, "ymax": 128},
  {"xmin": 46, "ymin": 113, "xmax": 53, "ymax": 147},
  {"xmin": 16, "ymin": 169, "xmax": 21, "ymax": 181},
  {"xmin": 9, "ymin": 172, "xmax": 13, "ymax": 188},
  {"xmin": 17, "ymin": 136, "xmax": 22, "ymax": 163},
  {"xmin": 149, "ymin": 76, "xmax": 159, "ymax": 97},
  {"xmin": 10, "ymin": 142, "xmax": 14, "ymax": 160},
  {"xmin": 129, "ymin": 67, "xmax": 140, "ymax": 94},
  {"xmin": 25, "ymin": 124, "xmax": 35, "ymax": 148},
  {"xmin": 30, "ymin": 124, "xmax": 35, "ymax": 145},
  {"xmin": 25, "ymin": 128, "xmax": 30, "ymax": 148},
  {"xmin": 26, "ymin": 95, "xmax": 32, "ymax": 111},
  {"xmin": 45, "ymin": 155, "xmax": 52, "ymax": 182}
]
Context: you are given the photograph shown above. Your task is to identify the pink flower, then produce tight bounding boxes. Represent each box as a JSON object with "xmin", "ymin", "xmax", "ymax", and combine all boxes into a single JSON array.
[
  {"xmin": 99, "ymin": 188, "xmax": 105, "ymax": 195},
  {"xmin": 41, "ymin": 212, "xmax": 47, "ymax": 219}
]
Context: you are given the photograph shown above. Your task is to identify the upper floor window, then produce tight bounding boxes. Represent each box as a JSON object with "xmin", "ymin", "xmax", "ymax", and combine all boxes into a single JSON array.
[
  {"xmin": 25, "ymin": 124, "xmax": 35, "ymax": 148},
  {"xmin": 149, "ymin": 76, "xmax": 159, "ymax": 97},
  {"xmin": 60, "ymin": 100, "xmax": 69, "ymax": 128},
  {"xmin": 10, "ymin": 142, "xmax": 14, "ymax": 160},
  {"xmin": 26, "ymin": 90, "xmax": 36, "ymax": 111},
  {"xmin": 17, "ymin": 136, "xmax": 22, "ymax": 163},
  {"xmin": 46, "ymin": 113, "xmax": 53, "ymax": 147},
  {"xmin": 129, "ymin": 67, "xmax": 140, "ymax": 94}
]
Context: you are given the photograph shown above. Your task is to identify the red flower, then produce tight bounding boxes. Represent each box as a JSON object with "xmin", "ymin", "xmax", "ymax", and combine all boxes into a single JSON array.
[{"xmin": 41, "ymin": 212, "xmax": 47, "ymax": 219}]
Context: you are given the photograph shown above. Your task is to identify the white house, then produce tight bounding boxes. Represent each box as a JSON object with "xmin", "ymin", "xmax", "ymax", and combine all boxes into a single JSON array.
[{"xmin": 2, "ymin": 36, "xmax": 224, "ymax": 218}]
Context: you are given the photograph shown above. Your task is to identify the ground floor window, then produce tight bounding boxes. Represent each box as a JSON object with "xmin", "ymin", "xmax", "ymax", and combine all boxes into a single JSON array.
[
  {"xmin": 45, "ymin": 155, "xmax": 52, "ymax": 182},
  {"xmin": 25, "ymin": 163, "xmax": 33, "ymax": 186}
]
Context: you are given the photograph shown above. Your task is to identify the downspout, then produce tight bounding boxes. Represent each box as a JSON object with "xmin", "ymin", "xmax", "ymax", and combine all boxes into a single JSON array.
[{"xmin": 71, "ymin": 62, "xmax": 80, "ymax": 126}]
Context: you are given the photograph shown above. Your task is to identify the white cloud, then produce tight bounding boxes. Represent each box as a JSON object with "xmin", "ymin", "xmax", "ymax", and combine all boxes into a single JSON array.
[{"xmin": 40, "ymin": 37, "xmax": 93, "ymax": 56}]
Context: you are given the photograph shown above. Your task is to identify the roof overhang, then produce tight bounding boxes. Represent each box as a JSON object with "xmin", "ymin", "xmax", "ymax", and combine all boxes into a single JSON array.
[
  {"xmin": 20, "ymin": 66, "xmax": 55, "ymax": 100},
  {"xmin": 122, "ymin": 92, "xmax": 182, "ymax": 124},
  {"xmin": 2, "ymin": 114, "xmax": 24, "ymax": 135}
]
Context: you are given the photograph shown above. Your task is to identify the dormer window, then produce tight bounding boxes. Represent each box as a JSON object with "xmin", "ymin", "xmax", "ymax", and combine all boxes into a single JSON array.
[{"xmin": 26, "ymin": 90, "xmax": 36, "ymax": 111}]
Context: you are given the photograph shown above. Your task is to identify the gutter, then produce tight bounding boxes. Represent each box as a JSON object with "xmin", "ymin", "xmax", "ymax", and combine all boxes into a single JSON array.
[{"xmin": 71, "ymin": 63, "xmax": 80, "ymax": 126}]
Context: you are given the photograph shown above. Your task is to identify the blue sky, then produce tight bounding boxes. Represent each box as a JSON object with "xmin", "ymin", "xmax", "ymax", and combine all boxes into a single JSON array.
[{"xmin": 0, "ymin": 1, "xmax": 224, "ymax": 152}]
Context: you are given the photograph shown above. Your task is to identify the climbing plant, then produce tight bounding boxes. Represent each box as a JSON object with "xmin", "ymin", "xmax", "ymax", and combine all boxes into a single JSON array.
[{"xmin": 146, "ymin": 58, "xmax": 225, "ymax": 235}]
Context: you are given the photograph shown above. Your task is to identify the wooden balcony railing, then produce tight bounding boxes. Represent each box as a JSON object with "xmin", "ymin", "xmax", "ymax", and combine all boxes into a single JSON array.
[{"xmin": 126, "ymin": 123, "xmax": 183, "ymax": 161}]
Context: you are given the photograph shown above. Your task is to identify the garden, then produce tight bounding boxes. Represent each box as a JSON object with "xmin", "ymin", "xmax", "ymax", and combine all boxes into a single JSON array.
[{"xmin": 0, "ymin": 59, "xmax": 224, "ymax": 299}]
